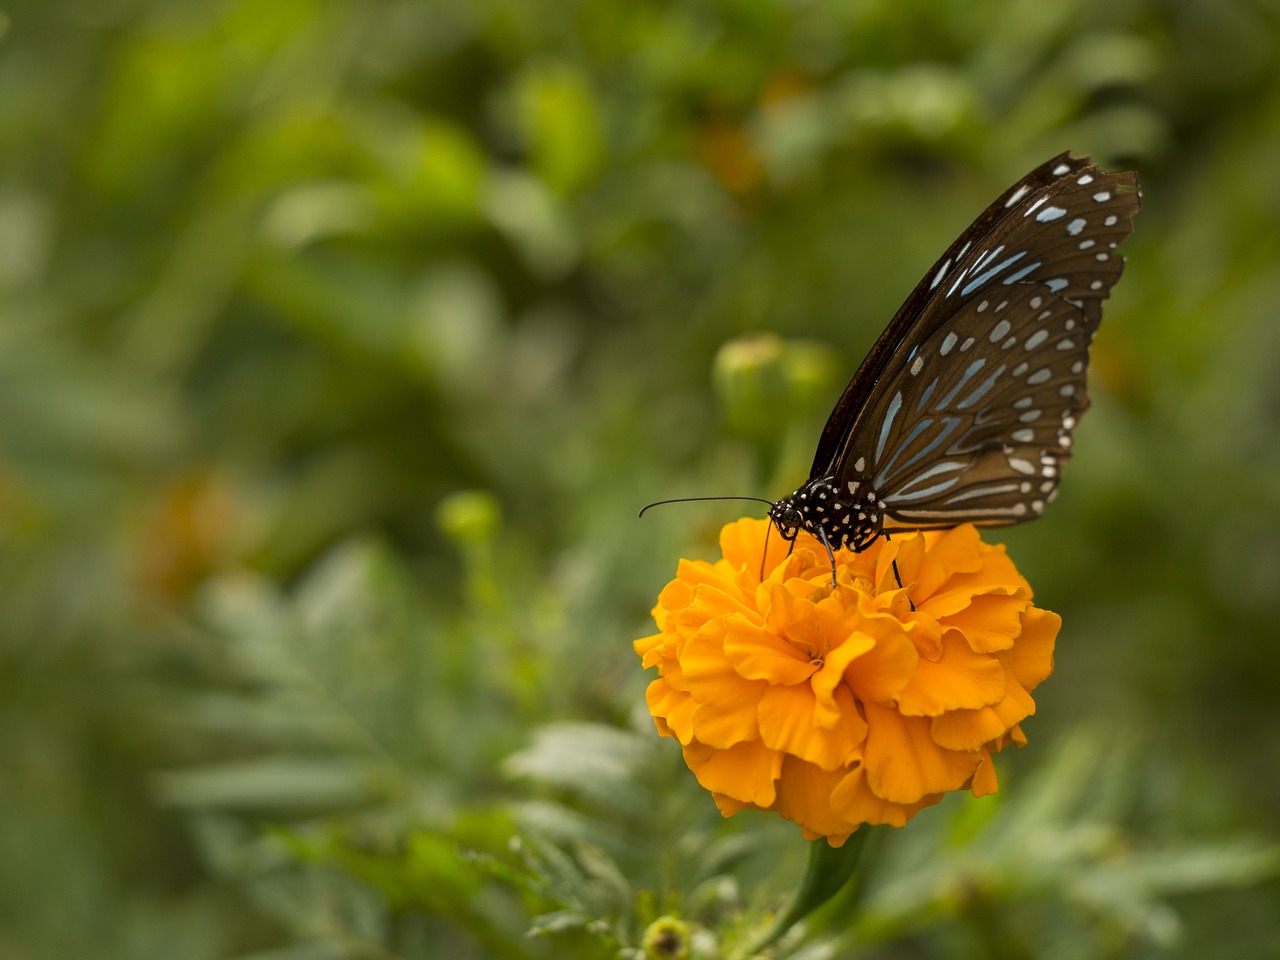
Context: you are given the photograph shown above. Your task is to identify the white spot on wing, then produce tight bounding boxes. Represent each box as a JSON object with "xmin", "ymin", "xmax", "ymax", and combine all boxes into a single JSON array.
[
  {"xmin": 1005, "ymin": 184, "xmax": 1031, "ymax": 207},
  {"xmin": 1009, "ymin": 457, "xmax": 1036, "ymax": 474},
  {"xmin": 1036, "ymin": 205, "xmax": 1068, "ymax": 222},
  {"xmin": 930, "ymin": 258, "xmax": 951, "ymax": 289},
  {"xmin": 1052, "ymin": 163, "xmax": 1070, "ymax": 175}
]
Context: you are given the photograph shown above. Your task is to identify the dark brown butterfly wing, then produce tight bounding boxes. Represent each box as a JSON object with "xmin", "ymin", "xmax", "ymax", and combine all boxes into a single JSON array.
[{"xmin": 813, "ymin": 153, "xmax": 1140, "ymax": 530}]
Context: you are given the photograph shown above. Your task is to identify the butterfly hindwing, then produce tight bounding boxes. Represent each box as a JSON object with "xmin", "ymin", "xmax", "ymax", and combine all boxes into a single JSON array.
[{"xmin": 861, "ymin": 283, "xmax": 1090, "ymax": 529}]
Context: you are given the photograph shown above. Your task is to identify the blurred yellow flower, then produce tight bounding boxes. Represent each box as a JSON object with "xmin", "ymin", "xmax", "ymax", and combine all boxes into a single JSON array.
[{"xmin": 634, "ymin": 518, "xmax": 1058, "ymax": 846}]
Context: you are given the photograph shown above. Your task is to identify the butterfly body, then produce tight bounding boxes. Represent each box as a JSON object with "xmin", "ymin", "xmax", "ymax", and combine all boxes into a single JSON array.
[
  {"xmin": 768, "ymin": 475, "xmax": 882, "ymax": 552},
  {"xmin": 769, "ymin": 152, "xmax": 1140, "ymax": 559}
]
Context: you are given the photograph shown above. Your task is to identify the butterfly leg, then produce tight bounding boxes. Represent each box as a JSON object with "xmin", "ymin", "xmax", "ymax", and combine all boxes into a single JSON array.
[
  {"xmin": 883, "ymin": 532, "xmax": 915, "ymax": 611},
  {"xmin": 816, "ymin": 526, "xmax": 838, "ymax": 588},
  {"xmin": 760, "ymin": 521, "xmax": 768, "ymax": 581}
]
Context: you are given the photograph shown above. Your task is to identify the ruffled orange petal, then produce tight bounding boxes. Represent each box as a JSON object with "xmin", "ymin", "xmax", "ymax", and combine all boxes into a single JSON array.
[
  {"xmin": 829, "ymin": 764, "xmax": 939, "ymax": 828},
  {"xmin": 722, "ymin": 618, "xmax": 815, "ymax": 685},
  {"xmin": 683, "ymin": 737, "xmax": 781, "ymax": 807},
  {"xmin": 646, "ymin": 679, "xmax": 696, "ymax": 744},
  {"xmin": 928, "ymin": 662, "xmax": 1036, "ymax": 751},
  {"xmin": 863, "ymin": 702, "xmax": 983, "ymax": 804},
  {"xmin": 896, "ymin": 628, "xmax": 1006, "ymax": 717},
  {"xmin": 842, "ymin": 596, "xmax": 920, "ymax": 703},
  {"xmin": 940, "ymin": 589, "xmax": 1030, "ymax": 653},
  {"xmin": 758, "ymin": 682, "xmax": 865, "ymax": 771},
  {"xmin": 970, "ymin": 748, "xmax": 1000, "ymax": 797},
  {"xmin": 1011, "ymin": 607, "xmax": 1059, "ymax": 690},
  {"xmin": 772, "ymin": 756, "xmax": 856, "ymax": 842}
]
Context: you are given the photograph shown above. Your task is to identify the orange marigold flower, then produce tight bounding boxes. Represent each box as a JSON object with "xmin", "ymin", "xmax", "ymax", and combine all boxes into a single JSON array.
[{"xmin": 634, "ymin": 518, "xmax": 1058, "ymax": 847}]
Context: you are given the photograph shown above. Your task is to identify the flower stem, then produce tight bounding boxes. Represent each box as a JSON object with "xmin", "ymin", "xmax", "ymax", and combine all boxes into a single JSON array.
[{"xmin": 733, "ymin": 829, "xmax": 870, "ymax": 959}]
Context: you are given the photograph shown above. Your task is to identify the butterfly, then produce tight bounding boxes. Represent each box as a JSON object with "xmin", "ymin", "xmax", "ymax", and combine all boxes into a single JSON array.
[{"xmin": 764, "ymin": 152, "xmax": 1140, "ymax": 576}]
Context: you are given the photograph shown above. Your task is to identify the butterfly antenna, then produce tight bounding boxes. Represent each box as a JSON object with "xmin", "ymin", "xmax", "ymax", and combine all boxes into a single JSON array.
[{"xmin": 638, "ymin": 495, "xmax": 774, "ymax": 518}]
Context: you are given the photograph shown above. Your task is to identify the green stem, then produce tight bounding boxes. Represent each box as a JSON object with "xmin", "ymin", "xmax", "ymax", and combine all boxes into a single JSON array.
[{"xmin": 733, "ymin": 829, "xmax": 870, "ymax": 959}]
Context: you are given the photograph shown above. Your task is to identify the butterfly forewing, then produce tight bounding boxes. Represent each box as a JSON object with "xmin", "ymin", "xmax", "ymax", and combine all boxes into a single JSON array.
[
  {"xmin": 811, "ymin": 153, "xmax": 1138, "ymax": 537},
  {"xmin": 812, "ymin": 153, "xmax": 1139, "ymax": 484}
]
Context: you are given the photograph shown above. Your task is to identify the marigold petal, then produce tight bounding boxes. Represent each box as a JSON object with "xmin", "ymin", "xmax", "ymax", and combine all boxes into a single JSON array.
[
  {"xmin": 940, "ymin": 590, "xmax": 1030, "ymax": 653},
  {"xmin": 842, "ymin": 597, "xmax": 919, "ymax": 703},
  {"xmin": 929, "ymin": 665, "xmax": 1036, "ymax": 751},
  {"xmin": 683, "ymin": 737, "xmax": 781, "ymax": 807},
  {"xmin": 645, "ymin": 679, "xmax": 696, "ymax": 744},
  {"xmin": 829, "ymin": 764, "xmax": 939, "ymax": 828},
  {"xmin": 971, "ymin": 750, "xmax": 999, "ymax": 797},
  {"xmin": 886, "ymin": 533, "xmax": 927, "ymax": 594},
  {"xmin": 711, "ymin": 792, "xmax": 751, "ymax": 817},
  {"xmin": 758, "ymin": 682, "xmax": 866, "ymax": 770},
  {"xmin": 679, "ymin": 623, "xmax": 734, "ymax": 686},
  {"xmin": 719, "ymin": 517, "xmax": 782, "ymax": 574},
  {"xmin": 863, "ymin": 702, "xmax": 983, "ymax": 803},
  {"xmin": 811, "ymin": 632, "xmax": 874, "ymax": 728},
  {"xmin": 633, "ymin": 631, "xmax": 666, "ymax": 667},
  {"xmin": 896, "ymin": 628, "xmax": 1006, "ymax": 717},
  {"xmin": 923, "ymin": 524, "xmax": 985, "ymax": 575},
  {"xmin": 722, "ymin": 618, "xmax": 815, "ymax": 685},
  {"xmin": 761, "ymin": 583, "xmax": 826, "ymax": 658},
  {"xmin": 658, "ymin": 576, "xmax": 696, "ymax": 614},
  {"xmin": 772, "ymin": 756, "xmax": 856, "ymax": 840},
  {"xmin": 686, "ymin": 578, "xmax": 760, "ymax": 625},
  {"xmin": 1011, "ymin": 607, "xmax": 1059, "ymax": 690},
  {"xmin": 959, "ymin": 540, "xmax": 1027, "ymax": 591}
]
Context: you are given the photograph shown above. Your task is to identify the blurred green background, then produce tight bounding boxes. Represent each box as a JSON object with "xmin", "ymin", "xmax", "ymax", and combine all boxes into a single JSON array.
[{"xmin": 3, "ymin": 0, "xmax": 1280, "ymax": 957}]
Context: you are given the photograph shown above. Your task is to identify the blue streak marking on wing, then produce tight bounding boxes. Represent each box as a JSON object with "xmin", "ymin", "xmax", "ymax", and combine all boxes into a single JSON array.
[
  {"xmin": 961, "ymin": 251, "xmax": 1027, "ymax": 297},
  {"xmin": 934, "ymin": 358, "xmax": 985, "ymax": 410},
  {"xmin": 1002, "ymin": 261, "xmax": 1041, "ymax": 284},
  {"xmin": 883, "ymin": 476, "xmax": 962, "ymax": 503},
  {"xmin": 955, "ymin": 363, "xmax": 1007, "ymax": 410},
  {"xmin": 886, "ymin": 460, "xmax": 967, "ymax": 502},
  {"xmin": 877, "ymin": 417, "xmax": 962, "ymax": 487},
  {"xmin": 915, "ymin": 378, "xmax": 938, "ymax": 412},
  {"xmin": 875, "ymin": 391, "xmax": 903, "ymax": 464}
]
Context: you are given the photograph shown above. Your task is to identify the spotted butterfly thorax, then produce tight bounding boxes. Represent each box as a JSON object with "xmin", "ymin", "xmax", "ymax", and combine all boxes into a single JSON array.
[{"xmin": 765, "ymin": 152, "xmax": 1140, "ymax": 562}]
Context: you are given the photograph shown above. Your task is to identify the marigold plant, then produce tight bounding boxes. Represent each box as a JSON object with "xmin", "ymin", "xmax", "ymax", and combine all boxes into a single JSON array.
[{"xmin": 634, "ymin": 518, "xmax": 1058, "ymax": 846}]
